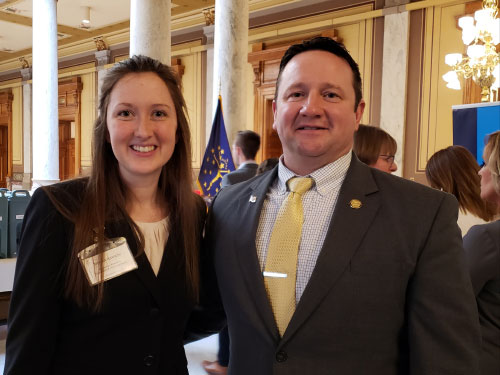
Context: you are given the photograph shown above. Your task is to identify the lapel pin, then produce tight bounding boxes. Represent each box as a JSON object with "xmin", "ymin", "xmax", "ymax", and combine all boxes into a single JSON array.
[
  {"xmin": 349, "ymin": 199, "xmax": 362, "ymax": 209},
  {"xmin": 249, "ymin": 195, "xmax": 257, "ymax": 203}
]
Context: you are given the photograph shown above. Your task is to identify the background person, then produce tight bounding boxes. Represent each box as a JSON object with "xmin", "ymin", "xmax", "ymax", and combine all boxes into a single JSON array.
[
  {"xmin": 463, "ymin": 131, "xmax": 500, "ymax": 375},
  {"xmin": 353, "ymin": 124, "xmax": 397, "ymax": 173},
  {"xmin": 221, "ymin": 130, "xmax": 261, "ymax": 188},
  {"xmin": 206, "ymin": 36, "xmax": 481, "ymax": 374},
  {"xmin": 426, "ymin": 145, "xmax": 496, "ymax": 236},
  {"xmin": 5, "ymin": 55, "xmax": 223, "ymax": 375}
]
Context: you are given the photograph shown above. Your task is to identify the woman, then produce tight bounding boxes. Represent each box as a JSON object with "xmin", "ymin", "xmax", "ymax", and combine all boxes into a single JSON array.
[
  {"xmin": 353, "ymin": 124, "xmax": 398, "ymax": 173},
  {"xmin": 426, "ymin": 145, "xmax": 496, "ymax": 235},
  {"xmin": 5, "ymin": 56, "xmax": 222, "ymax": 375},
  {"xmin": 463, "ymin": 131, "xmax": 500, "ymax": 375}
]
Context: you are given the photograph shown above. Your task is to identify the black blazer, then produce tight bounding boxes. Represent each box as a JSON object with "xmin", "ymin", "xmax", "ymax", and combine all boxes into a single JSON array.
[
  {"xmin": 5, "ymin": 179, "xmax": 223, "ymax": 375},
  {"xmin": 206, "ymin": 155, "xmax": 481, "ymax": 375},
  {"xmin": 221, "ymin": 163, "xmax": 258, "ymax": 188},
  {"xmin": 463, "ymin": 220, "xmax": 500, "ymax": 375}
]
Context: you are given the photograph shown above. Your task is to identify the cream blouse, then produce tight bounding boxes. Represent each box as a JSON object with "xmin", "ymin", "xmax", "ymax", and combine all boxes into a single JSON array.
[{"xmin": 135, "ymin": 218, "xmax": 169, "ymax": 276}]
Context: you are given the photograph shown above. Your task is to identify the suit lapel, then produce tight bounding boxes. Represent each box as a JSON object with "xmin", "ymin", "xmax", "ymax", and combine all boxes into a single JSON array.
[
  {"xmin": 105, "ymin": 220, "xmax": 166, "ymax": 309},
  {"xmin": 233, "ymin": 168, "xmax": 280, "ymax": 341},
  {"xmin": 280, "ymin": 157, "xmax": 381, "ymax": 345}
]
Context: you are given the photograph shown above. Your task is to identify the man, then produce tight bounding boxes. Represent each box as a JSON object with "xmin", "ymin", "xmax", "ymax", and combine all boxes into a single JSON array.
[
  {"xmin": 206, "ymin": 37, "xmax": 481, "ymax": 374},
  {"xmin": 221, "ymin": 130, "xmax": 261, "ymax": 188},
  {"xmin": 203, "ymin": 129, "xmax": 261, "ymax": 375}
]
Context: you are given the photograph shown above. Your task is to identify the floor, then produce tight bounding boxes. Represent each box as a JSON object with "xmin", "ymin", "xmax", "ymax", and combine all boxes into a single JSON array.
[{"xmin": 0, "ymin": 324, "xmax": 218, "ymax": 375}]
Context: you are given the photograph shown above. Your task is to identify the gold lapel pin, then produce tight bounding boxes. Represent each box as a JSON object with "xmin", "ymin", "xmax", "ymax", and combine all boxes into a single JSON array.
[
  {"xmin": 349, "ymin": 199, "xmax": 362, "ymax": 209},
  {"xmin": 249, "ymin": 195, "xmax": 257, "ymax": 203}
]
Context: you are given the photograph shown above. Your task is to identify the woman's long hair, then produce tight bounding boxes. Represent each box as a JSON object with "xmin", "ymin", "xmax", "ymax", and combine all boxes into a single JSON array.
[
  {"xmin": 426, "ymin": 145, "xmax": 496, "ymax": 221},
  {"xmin": 46, "ymin": 55, "xmax": 200, "ymax": 310}
]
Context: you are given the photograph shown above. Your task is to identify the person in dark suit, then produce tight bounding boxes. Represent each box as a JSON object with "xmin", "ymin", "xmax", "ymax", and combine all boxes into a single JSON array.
[
  {"xmin": 5, "ymin": 56, "xmax": 223, "ymax": 375},
  {"xmin": 204, "ymin": 130, "xmax": 261, "ymax": 375},
  {"xmin": 206, "ymin": 37, "xmax": 481, "ymax": 374},
  {"xmin": 220, "ymin": 130, "xmax": 260, "ymax": 188},
  {"xmin": 463, "ymin": 130, "xmax": 500, "ymax": 375}
]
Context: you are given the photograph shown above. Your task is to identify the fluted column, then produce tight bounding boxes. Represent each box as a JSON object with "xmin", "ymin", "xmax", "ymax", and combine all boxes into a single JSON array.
[
  {"xmin": 212, "ymin": 0, "xmax": 249, "ymax": 141},
  {"xmin": 32, "ymin": 0, "xmax": 59, "ymax": 187},
  {"xmin": 380, "ymin": 1, "xmax": 410, "ymax": 177},
  {"xmin": 130, "ymin": 0, "xmax": 171, "ymax": 64}
]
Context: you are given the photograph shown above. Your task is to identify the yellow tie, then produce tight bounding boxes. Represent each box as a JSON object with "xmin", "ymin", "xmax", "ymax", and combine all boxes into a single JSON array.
[{"xmin": 264, "ymin": 177, "xmax": 313, "ymax": 336}]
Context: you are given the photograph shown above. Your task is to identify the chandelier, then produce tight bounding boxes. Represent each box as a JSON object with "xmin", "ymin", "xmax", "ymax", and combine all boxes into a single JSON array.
[{"xmin": 443, "ymin": 0, "xmax": 500, "ymax": 102}]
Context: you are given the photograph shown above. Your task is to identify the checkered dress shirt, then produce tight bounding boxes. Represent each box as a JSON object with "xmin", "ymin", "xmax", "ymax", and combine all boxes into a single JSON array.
[{"xmin": 256, "ymin": 151, "xmax": 352, "ymax": 303}]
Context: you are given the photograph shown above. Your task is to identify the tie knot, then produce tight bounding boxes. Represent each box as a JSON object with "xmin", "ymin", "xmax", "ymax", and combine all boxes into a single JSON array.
[{"xmin": 287, "ymin": 177, "xmax": 313, "ymax": 195}]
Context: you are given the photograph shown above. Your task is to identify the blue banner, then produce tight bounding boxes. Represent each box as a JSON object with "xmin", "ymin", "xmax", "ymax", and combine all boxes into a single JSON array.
[
  {"xmin": 453, "ymin": 102, "xmax": 500, "ymax": 164},
  {"xmin": 197, "ymin": 97, "xmax": 235, "ymax": 197}
]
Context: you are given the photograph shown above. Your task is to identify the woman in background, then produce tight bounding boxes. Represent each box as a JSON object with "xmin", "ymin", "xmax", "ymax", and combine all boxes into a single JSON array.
[
  {"xmin": 5, "ymin": 55, "xmax": 222, "ymax": 375},
  {"xmin": 353, "ymin": 124, "xmax": 398, "ymax": 174},
  {"xmin": 426, "ymin": 145, "xmax": 496, "ymax": 235},
  {"xmin": 463, "ymin": 131, "xmax": 500, "ymax": 375}
]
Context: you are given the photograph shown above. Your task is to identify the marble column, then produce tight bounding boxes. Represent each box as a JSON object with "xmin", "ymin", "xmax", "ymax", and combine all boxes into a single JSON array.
[
  {"xmin": 32, "ymin": 0, "xmax": 59, "ymax": 187},
  {"xmin": 213, "ymin": 0, "xmax": 249, "ymax": 142},
  {"xmin": 130, "ymin": 0, "xmax": 171, "ymax": 64},
  {"xmin": 203, "ymin": 24, "xmax": 215, "ymax": 144},
  {"xmin": 380, "ymin": 2, "xmax": 410, "ymax": 177},
  {"xmin": 20, "ymin": 68, "xmax": 32, "ymax": 190}
]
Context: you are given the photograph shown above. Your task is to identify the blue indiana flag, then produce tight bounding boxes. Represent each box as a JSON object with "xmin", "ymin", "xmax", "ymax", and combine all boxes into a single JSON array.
[{"xmin": 197, "ymin": 96, "xmax": 235, "ymax": 197}]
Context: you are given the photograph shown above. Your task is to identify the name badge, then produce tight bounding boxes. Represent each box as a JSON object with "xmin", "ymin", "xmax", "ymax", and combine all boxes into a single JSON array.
[{"xmin": 78, "ymin": 237, "xmax": 138, "ymax": 286}]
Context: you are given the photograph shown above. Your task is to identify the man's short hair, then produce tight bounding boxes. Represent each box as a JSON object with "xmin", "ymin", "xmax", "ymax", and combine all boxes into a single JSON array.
[
  {"xmin": 275, "ymin": 36, "xmax": 363, "ymax": 111},
  {"xmin": 235, "ymin": 130, "xmax": 261, "ymax": 160}
]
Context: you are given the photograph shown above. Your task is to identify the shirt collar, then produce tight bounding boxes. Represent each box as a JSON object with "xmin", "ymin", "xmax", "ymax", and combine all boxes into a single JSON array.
[{"xmin": 276, "ymin": 151, "xmax": 352, "ymax": 196}]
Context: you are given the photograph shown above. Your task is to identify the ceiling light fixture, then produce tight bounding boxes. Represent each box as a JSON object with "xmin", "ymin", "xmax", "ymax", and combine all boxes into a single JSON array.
[
  {"xmin": 443, "ymin": 0, "xmax": 500, "ymax": 102},
  {"xmin": 80, "ymin": 6, "xmax": 91, "ymax": 28}
]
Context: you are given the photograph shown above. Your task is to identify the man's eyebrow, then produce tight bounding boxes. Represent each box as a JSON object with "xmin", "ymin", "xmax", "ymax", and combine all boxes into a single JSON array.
[{"xmin": 282, "ymin": 83, "xmax": 345, "ymax": 92}]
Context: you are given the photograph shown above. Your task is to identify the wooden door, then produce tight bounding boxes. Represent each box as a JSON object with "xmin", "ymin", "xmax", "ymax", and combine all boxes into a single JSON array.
[
  {"xmin": 0, "ymin": 126, "xmax": 7, "ymax": 188},
  {"xmin": 58, "ymin": 121, "xmax": 74, "ymax": 181}
]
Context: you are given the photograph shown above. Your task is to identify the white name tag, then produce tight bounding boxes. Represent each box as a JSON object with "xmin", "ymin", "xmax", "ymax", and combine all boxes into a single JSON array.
[{"xmin": 78, "ymin": 237, "xmax": 138, "ymax": 286}]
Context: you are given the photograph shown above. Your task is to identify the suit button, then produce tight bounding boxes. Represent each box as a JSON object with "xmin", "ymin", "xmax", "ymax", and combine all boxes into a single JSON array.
[
  {"xmin": 144, "ymin": 354, "xmax": 155, "ymax": 366},
  {"xmin": 275, "ymin": 351, "xmax": 287, "ymax": 363}
]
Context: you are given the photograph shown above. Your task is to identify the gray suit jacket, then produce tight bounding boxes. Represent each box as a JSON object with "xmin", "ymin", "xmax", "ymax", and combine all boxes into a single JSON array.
[
  {"xmin": 221, "ymin": 163, "xmax": 258, "ymax": 188},
  {"xmin": 463, "ymin": 220, "xmax": 500, "ymax": 375},
  {"xmin": 206, "ymin": 155, "xmax": 481, "ymax": 375}
]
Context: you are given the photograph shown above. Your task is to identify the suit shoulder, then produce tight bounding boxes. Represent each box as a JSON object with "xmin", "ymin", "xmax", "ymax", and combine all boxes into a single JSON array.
[
  {"xmin": 372, "ymin": 168, "xmax": 450, "ymax": 201},
  {"xmin": 466, "ymin": 220, "xmax": 500, "ymax": 240},
  {"xmin": 217, "ymin": 172, "xmax": 266, "ymax": 200}
]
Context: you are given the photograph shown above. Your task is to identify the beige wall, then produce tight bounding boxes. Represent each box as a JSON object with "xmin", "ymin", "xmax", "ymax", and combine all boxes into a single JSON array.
[
  {"xmin": 417, "ymin": 2, "xmax": 466, "ymax": 172},
  {"xmin": 80, "ymin": 71, "xmax": 97, "ymax": 169},
  {"xmin": 11, "ymin": 85, "xmax": 22, "ymax": 166},
  {"xmin": 181, "ymin": 51, "xmax": 204, "ymax": 169}
]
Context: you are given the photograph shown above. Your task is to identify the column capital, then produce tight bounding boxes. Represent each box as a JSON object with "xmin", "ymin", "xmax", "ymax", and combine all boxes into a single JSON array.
[
  {"xmin": 95, "ymin": 50, "xmax": 111, "ymax": 68},
  {"xmin": 20, "ymin": 68, "xmax": 32, "ymax": 82},
  {"xmin": 203, "ymin": 24, "xmax": 215, "ymax": 45}
]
